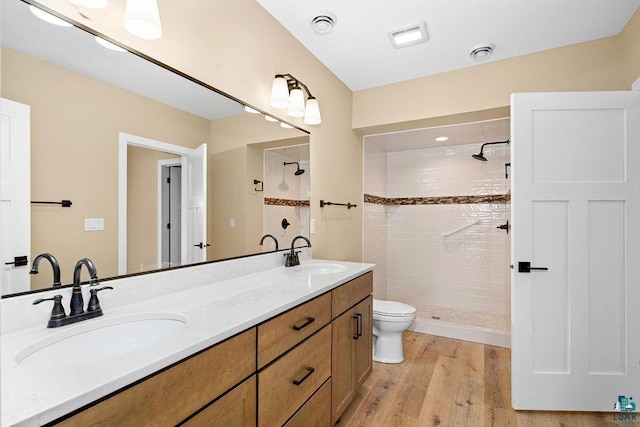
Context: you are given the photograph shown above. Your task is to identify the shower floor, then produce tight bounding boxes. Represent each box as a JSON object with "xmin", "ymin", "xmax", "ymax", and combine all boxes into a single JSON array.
[{"xmin": 409, "ymin": 304, "xmax": 510, "ymax": 348}]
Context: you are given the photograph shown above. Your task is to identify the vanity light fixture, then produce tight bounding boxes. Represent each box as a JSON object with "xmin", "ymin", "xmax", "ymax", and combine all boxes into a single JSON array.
[
  {"xmin": 68, "ymin": 0, "xmax": 108, "ymax": 8},
  {"xmin": 270, "ymin": 74, "xmax": 322, "ymax": 125},
  {"xmin": 124, "ymin": 0, "xmax": 162, "ymax": 40},
  {"xmin": 29, "ymin": 5, "xmax": 73, "ymax": 27}
]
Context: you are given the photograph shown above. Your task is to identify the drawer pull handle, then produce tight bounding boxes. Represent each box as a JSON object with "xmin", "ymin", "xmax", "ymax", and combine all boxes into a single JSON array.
[
  {"xmin": 353, "ymin": 315, "xmax": 359, "ymax": 340},
  {"xmin": 293, "ymin": 316, "xmax": 315, "ymax": 331},
  {"xmin": 292, "ymin": 367, "xmax": 315, "ymax": 386}
]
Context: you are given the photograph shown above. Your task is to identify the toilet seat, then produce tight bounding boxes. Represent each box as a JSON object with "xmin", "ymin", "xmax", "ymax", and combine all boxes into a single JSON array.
[{"xmin": 373, "ymin": 299, "xmax": 416, "ymax": 317}]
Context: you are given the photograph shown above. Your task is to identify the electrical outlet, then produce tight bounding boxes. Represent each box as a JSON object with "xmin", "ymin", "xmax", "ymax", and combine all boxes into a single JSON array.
[
  {"xmin": 229, "ymin": 218, "xmax": 235, "ymax": 229},
  {"xmin": 310, "ymin": 219, "xmax": 316, "ymax": 234}
]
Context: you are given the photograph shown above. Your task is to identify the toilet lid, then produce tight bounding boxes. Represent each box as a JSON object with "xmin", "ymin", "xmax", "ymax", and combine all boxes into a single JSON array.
[{"xmin": 373, "ymin": 299, "xmax": 416, "ymax": 316}]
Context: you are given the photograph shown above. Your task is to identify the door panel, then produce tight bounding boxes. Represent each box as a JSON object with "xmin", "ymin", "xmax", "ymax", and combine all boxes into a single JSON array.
[
  {"xmin": 511, "ymin": 91, "xmax": 640, "ymax": 410},
  {"xmin": 0, "ymin": 98, "xmax": 30, "ymax": 295}
]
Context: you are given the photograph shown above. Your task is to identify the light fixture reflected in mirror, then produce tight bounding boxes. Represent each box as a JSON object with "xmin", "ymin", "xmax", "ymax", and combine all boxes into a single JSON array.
[
  {"xmin": 270, "ymin": 74, "xmax": 322, "ymax": 125},
  {"xmin": 29, "ymin": 5, "xmax": 73, "ymax": 27},
  {"xmin": 95, "ymin": 36, "xmax": 126, "ymax": 52},
  {"xmin": 124, "ymin": 0, "xmax": 162, "ymax": 40}
]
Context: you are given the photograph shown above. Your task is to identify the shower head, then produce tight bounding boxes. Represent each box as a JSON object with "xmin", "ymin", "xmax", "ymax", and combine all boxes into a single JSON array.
[
  {"xmin": 471, "ymin": 140, "xmax": 510, "ymax": 161},
  {"xmin": 284, "ymin": 161, "xmax": 305, "ymax": 176}
]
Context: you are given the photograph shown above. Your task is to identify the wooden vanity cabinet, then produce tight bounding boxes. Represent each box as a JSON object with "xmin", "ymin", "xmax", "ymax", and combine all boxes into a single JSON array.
[
  {"xmin": 54, "ymin": 329, "xmax": 256, "ymax": 427},
  {"xmin": 50, "ymin": 271, "xmax": 373, "ymax": 427},
  {"xmin": 330, "ymin": 272, "xmax": 373, "ymax": 425}
]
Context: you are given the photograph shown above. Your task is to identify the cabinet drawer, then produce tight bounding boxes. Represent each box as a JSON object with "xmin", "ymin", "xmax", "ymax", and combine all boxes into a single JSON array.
[
  {"xmin": 258, "ymin": 325, "xmax": 332, "ymax": 427},
  {"xmin": 181, "ymin": 376, "xmax": 256, "ymax": 427},
  {"xmin": 258, "ymin": 292, "xmax": 331, "ymax": 368},
  {"xmin": 332, "ymin": 272, "xmax": 373, "ymax": 319},
  {"xmin": 56, "ymin": 329, "xmax": 256, "ymax": 427},
  {"xmin": 284, "ymin": 378, "xmax": 331, "ymax": 427}
]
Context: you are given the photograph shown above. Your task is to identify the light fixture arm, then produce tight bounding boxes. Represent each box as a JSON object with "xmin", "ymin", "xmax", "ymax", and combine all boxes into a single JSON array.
[{"xmin": 275, "ymin": 74, "xmax": 315, "ymax": 98}]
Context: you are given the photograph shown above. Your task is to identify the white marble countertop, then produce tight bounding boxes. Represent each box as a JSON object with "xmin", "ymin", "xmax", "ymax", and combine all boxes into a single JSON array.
[{"xmin": 1, "ymin": 256, "xmax": 374, "ymax": 426}]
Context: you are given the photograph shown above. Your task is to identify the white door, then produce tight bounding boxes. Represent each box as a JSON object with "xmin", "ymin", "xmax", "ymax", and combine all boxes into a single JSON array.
[
  {"xmin": 0, "ymin": 98, "xmax": 31, "ymax": 295},
  {"xmin": 511, "ymin": 91, "xmax": 640, "ymax": 410},
  {"xmin": 183, "ymin": 143, "xmax": 207, "ymax": 264}
]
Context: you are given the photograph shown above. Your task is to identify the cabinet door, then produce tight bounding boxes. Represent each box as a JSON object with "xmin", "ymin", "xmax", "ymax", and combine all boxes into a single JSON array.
[
  {"xmin": 354, "ymin": 295, "xmax": 373, "ymax": 388},
  {"xmin": 181, "ymin": 376, "xmax": 256, "ymax": 427},
  {"xmin": 331, "ymin": 307, "xmax": 357, "ymax": 424},
  {"xmin": 284, "ymin": 379, "xmax": 332, "ymax": 427}
]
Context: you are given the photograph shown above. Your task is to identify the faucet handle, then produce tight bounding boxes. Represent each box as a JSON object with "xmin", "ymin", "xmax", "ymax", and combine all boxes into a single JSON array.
[
  {"xmin": 87, "ymin": 286, "xmax": 113, "ymax": 312},
  {"xmin": 33, "ymin": 295, "xmax": 66, "ymax": 322}
]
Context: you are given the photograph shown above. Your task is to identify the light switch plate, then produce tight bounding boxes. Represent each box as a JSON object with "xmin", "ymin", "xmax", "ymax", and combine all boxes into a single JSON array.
[{"xmin": 84, "ymin": 218, "xmax": 104, "ymax": 231}]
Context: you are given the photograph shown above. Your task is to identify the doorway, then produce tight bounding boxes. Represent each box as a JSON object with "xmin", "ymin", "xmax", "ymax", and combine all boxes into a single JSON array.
[{"xmin": 160, "ymin": 161, "xmax": 181, "ymax": 268}]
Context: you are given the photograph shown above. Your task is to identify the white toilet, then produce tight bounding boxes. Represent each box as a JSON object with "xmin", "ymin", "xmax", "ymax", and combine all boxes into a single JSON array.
[{"xmin": 372, "ymin": 299, "xmax": 417, "ymax": 364}]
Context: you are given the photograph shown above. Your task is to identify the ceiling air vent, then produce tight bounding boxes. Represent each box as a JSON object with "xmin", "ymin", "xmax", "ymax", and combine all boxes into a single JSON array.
[
  {"xmin": 311, "ymin": 12, "xmax": 336, "ymax": 35},
  {"xmin": 469, "ymin": 43, "xmax": 495, "ymax": 62}
]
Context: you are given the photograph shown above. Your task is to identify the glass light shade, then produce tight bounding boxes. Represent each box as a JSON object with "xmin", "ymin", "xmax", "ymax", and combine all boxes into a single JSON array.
[
  {"xmin": 280, "ymin": 122, "xmax": 294, "ymax": 129},
  {"xmin": 68, "ymin": 0, "xmax": 108, "ymax": 8},
  {"xmin": 287, "ymin": 87, "xmax": 305, "ymax": 118},
  {"xmin": 124, "ymin": 0, "xmax": 162, "ymax": 40},
  {"xmin": 244, "ymin": 106, "xmax": 260, "ymax": 114},
  {"xmin": 29, "ymin": 6, "xmax": 73, "ymax": 27},
  {"xmin": 270, "ymin": 76, "xmax": 289, "ymax": 109},
  {"xmin": 264, "ymin": 115, "xmax": 279, "ymax": 122},
  {"xmin": 303, "ymin": 97, "xmax": 322, "ymax": 125}
]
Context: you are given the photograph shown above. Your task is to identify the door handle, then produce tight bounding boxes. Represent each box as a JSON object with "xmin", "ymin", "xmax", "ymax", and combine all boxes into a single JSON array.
[
  {"xmin": 356, "ymin": 313, "xmax": 363, "ymax": 337},
  {"xmin": 5, "ymin": 256, "xmax": 28, "ymax": 267},
  {"xmin": 518, "ymin": 261, "xmax": 549, "ymax": 273}
]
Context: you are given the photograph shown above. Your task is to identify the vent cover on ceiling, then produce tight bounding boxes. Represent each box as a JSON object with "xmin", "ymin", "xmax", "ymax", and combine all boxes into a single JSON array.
[
  {"xmin": 469, "ymin": 43, "xmax": 495, "ymax": 62},
  {"xmin": 311, "ymin": 12, "xmax": 336, "ymax": 35}
]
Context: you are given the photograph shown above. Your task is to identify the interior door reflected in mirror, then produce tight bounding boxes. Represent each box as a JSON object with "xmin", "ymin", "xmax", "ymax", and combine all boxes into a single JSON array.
[{"xmin": 0, "ymin": 0, "xmax": 309, "ymax": 295}]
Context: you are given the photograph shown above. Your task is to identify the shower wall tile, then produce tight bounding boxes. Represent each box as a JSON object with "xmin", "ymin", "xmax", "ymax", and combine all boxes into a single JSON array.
[{"xmin": 363, "ymin": 141, "xmax": 511, "ymax": 318}]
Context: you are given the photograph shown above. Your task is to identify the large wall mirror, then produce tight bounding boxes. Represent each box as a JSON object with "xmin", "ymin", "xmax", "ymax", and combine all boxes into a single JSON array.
[{"xmin": 0, "ymin": 0, "xmax": 310, "ymax": 295}]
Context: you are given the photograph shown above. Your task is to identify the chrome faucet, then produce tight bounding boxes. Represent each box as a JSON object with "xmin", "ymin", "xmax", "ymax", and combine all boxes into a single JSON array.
[
  {"xmin": 33, "ymin": 258, "xmax": 112, "ymax": 328},
  {"xmin": 259, "ymin": 234, "xmax": 279, "ymax": 251},
  {"xmin": 29, "ymin": 253, "xmax": 62, "ymax": 287},
  {"xmin": 285, "ymin": 235, "xmax": 311, "ymax": 267}
]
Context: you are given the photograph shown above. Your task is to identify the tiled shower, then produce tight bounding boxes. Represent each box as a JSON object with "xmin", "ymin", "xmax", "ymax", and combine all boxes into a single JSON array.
[
  {"xmin": 262, "ymin": 145, "xmax": 310, "ymax": 249},
  {"xmin": 364, "ymin": 126, "xmax": 511, "ymax": 347}
]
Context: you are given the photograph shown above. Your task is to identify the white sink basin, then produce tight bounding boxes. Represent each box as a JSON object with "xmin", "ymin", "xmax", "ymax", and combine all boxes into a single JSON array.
[
  {"xmin": 16, "ymin": 312, "xmax": 187, "ymax": 367},
  {"xmin": 295, "ymin": 263, "xmax": 347, "ymax": 275}
]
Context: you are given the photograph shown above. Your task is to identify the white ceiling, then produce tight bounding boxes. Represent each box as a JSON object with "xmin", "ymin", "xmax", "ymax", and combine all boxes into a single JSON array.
[{"xmin": 257, "ymin": 0, "xmax": 640, "ymax": 92}]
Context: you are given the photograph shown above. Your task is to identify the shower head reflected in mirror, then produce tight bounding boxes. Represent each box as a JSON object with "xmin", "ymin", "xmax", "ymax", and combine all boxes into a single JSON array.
[
  {"xmin": 284, "ymin": 161, "xmax": 305, "ymax": 175},
  {"xmin": 471, "ymin": 140, "xmax": 510, "ymax": 161}
]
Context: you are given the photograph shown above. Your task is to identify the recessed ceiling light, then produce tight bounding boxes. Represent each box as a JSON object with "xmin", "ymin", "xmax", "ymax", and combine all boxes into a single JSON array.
[
  {"xmin": 310, "ymin": 12, "xmax": 336, "ymax": 35},
  {"xmin": 435, "ymin": 136, "xmax": 449, "ymax": 142},
  {"xmin": 280, "ymin": 122, "xmax": 294, "ymax": 129},
  {"xmin": 388, "ymin": 22, "xmax": 428, "ymax": 49},
  {"xmin": 470, "ymin": 43, "xmax": 495, "ymax": 62},
  {"xmin": 264, "ymin": 115, "xmax": 278, "ymax": 122},
  {"xmin": 244, "ymin": 106, "xmax": 260, "ymax": 114},
  {"xmin": 29, "ymin": 5, "xmax": 73, "ymax": 27}
]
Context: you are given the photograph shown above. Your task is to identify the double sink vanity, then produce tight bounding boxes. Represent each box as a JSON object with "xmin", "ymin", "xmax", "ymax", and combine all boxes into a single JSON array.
[{"xmin": 1, "ymin": 249, "xmax": 374, "ymax": 426}]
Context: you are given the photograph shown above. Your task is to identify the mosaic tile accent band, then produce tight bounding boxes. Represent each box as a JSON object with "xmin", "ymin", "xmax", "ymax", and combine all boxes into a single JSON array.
[
  {"xmin": 265, "ymin": 197, "xmax": 310, "ymax": 207},
  {"xmin": 364, "ymin": 193, "xmax": 510, "ymax": 205}
]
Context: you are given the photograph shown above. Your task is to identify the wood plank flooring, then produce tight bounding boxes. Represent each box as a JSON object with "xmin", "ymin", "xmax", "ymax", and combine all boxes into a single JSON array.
[{"xmin": 337, "ymin": 331, "xmax": 620, "ymax": 427}]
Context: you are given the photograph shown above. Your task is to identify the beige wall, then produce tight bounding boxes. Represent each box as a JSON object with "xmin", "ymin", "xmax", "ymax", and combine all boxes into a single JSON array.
[
  {"xmin": 1, "ymin": 47, "xmax": 210, "ymax": 288},
  {"xmin": 620, "ymin": 9, "xmax": 640, "ymax": 88},
  {"xmin": 353, "ymin": 36, "xmax": 624, "ymax": 132}
]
